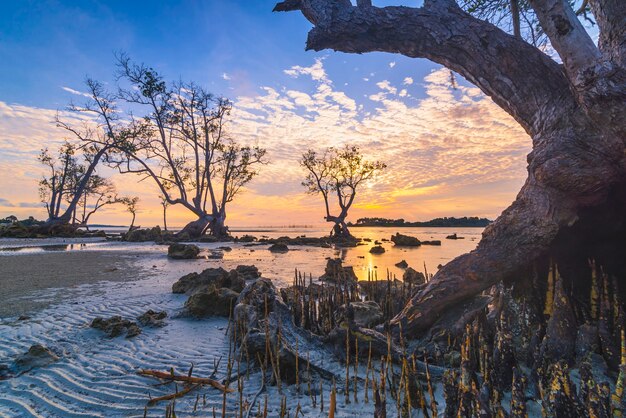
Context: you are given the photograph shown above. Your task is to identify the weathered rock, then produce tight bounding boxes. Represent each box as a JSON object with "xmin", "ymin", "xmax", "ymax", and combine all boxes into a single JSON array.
[
  {"xmin": 90, "ymin": 316, "xmax": 141, "ymax": 338},
  {"xmin": 226, "ymin": 270, "xmax": 246, "ymax": 293},
  {"xmin": 197, "ymin": 234, "xmax": 219, "ymax": 243},
  {"xmin": 369, "ymin": 245, "xmax": 385, "ymax": 254},
  {"xmin": 445, "ymin": 233, "xmax": 464, "ymax": 240},
  {"xmin": 137, "ymin": 310, "xmax": 167, "ymax": 327},
  {"xmin": 124, "ymin": 226, "xmax": 164, "ymax": 242},
  {"xmin": 335, "ymin": 301, "xmax": 384, "ymax": 328},
  {"xmin": 422, "ymin": 240, "xmax": 442, "ymax": 246},
  {"xmin": 319, "ymin": 258, "xmax": 358, "ymax": 282},
  {"xmin": 234, "ymin": 265, "xmax": 261, "ymax": 280},
  {"xmin": 172, "ymin": 268, "xmax": 230, "ymax": 294},
  {"xmin": 185, "ymin": 287, "xmax": 239, "ymax": 317},
  {"xmin": 207, "ymin": 251, "xmax": 224, "ymax": 259},
  {"xmin": 575, "ymin": 323, "xmax": 599, "ymax": 363},
  {"xmin": 391, "ymin": 232, "xmax": 421, "ymax": 246},
  {"xmin": 403, "ymin": 267, "xmax": 426, "ymax": 285},
  {"xmin": 395, "ymin": 260, "xmax": 408, "ymax": 268},
  {"xmin": 268, "ymin": 243, "xmax": 289, "ymax": 253},
  {"xmin": 14, "ymin": 344, "xmax": 59, "ymax": 371},
  {"xmin": 235, "ymin": 235, "xmax": 257, "ymax": 243},
  {"xmin": 167, "ymin": 243, "xmax": 200, "ymax": 259}
]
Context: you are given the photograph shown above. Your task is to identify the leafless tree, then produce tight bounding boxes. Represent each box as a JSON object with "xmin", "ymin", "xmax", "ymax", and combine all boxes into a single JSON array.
[
  {"xmin": 107, "ymin": 56, "xmax": 268, "ymax": 238},
  {"xmin": 275, "ymin": 0, "xmax": 626, "ymax": 337},
  {"xmin": 301, "ymin": 145, "xmax": 386, "ymax": 239},
  {"xmin": 38, "ymin": 139, "xmax": 125, "ymax": 230},
  {"xmin": 73, "ymin": 175, "xmax": 124, "ymax": 228},
  {"xmin": 121, "ymin": 196, "xmax": 140, "ymax": 232}
]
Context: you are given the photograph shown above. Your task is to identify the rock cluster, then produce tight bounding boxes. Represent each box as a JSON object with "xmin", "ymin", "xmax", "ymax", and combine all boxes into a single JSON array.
[
  {"xmin": 137, "ymin": 310, "xmax": 167, "ymax": 327},
  {"xmin": 319, "ymin": 258, "xmax": 358, "ymax": 282},
  {"xmin": 391, "ymin": 232, "xmax": 421, "ymax": 246},
  {"xmin": 403, "ymin": 267, "xmax": 426, "ymax": 285},
  {"xmin": 369, "ymin": 245, "xmax": 385, "ymax": 254},
  {"xmin": 268, "ymin": 243, "xmax": 289, "ymax": 253},
  {"xmin": 172, "ymin": 265, "xmax": 261, "ymax": 317},
  {"xmin": 90, "ymin": 316, "xmax": 142, "ymax": 338},
  {"xmin": 167, "ymin": 243, "xmax": 200, "ymax": 259}
]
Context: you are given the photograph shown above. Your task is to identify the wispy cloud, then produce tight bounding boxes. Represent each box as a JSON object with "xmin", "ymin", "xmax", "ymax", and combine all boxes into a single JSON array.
[
  {"xmin": 0, "ymin": 60, "xmax": 530, "ymax": 226},
  {"xmin": 61, "ymin": 86, "xmax": 91, "ymax": 97}
]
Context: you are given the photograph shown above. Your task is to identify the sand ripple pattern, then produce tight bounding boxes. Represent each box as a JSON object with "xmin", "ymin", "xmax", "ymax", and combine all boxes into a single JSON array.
[{"xmin": 0, "ymin": 275, "xmax": 245, "ymax": 417}]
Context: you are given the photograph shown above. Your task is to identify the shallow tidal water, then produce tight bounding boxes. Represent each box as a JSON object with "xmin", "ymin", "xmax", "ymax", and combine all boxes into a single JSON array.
[{"xmin": 0, "ymin": 226, "xmax": 481, "ymax": 417}]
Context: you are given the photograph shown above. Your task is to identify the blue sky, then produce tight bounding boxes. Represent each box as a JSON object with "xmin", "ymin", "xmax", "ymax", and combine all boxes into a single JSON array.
[
  {"xmin": 0, "ymin": 0, "xmax": 430, "ymax": 109},
  {"xmin": 0, "ymin": 0, "xmax": 532, "ymax": 226}
]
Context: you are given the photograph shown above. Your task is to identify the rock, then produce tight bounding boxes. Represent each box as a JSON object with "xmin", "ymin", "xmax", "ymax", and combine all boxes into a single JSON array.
[
  {"xmin": 268, "ymin": 243, "xmax": 289, "ymax": 253},
  {"xmin": 172, "ymin": 267, "xmax": 230, "ymax": 294},
  {"xmin": 391, "ymin": 233, "xmax": 421, "ymax": 246},
  {"xmin": 185, "ymin": 287, "xmax": 239, "ymax": 317},
  {"xmin": 370, "ymin": 245, "xmax": 385, "ymax": 254},
  {"xmin": 90, "ymin": 316, "xmax": 142, "ymax": 338},
  {"xmin": 403, "ymin": 267, "xmax": 426, "ymax": 285},
  {"xmin": 335, "ymin": 301, "xmax": 384, "ymax": 328},
  {"xmin": 207, "ymin": 251, "xmax": 224, "ymax": 259},
  {"xmin": 235, "ymin": 265, "xmax": 261, "ymax": 280},
  {"xmin": 422, "ymin": 240, "xmax": 442, "ymax": 246},
  {"xmin": 236, "ymin": 235, "xmax": 257, "ymax": 243},
  {"xmin": 14, "ymin": 344, "xmax": 59, "ymax": 371},
  {"xmin": 218, "ymin": 246, "xmax": 233, "ymax": 251},
  {"xmin": 197, "ymin": 235, "xmax": 219, "ymax": 243},
  {"xmin": 124, "ymin": 226, "xmax": 164, "ymax": 242},
  {"xmin": 320, "ymin": 258, "xmax": 358, "ymax": 282},
  {"xmin": 167, "ymin": 243, "xmax": 200, "ymax": 259},
  {"xmin": 226, "ymin": 270, "xmax": 247, "ymax": 293},
  {"xmin": 126, "ymin": 324, "xmax": 142, "ymax": 338},
  {"xmin": 395, "ymin": 260, "xmax": 408, "ymax": 268},
  {"xmin": 446, "ymin": 233, "xmax": 464, "ymax": 240},
  {"xmin": 137, "ymin": 310, "xmax": 167, "ymax": 327}
]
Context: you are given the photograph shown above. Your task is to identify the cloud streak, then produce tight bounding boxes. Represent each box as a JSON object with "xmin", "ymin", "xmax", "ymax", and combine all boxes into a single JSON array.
[{"xmin": 0, "ymin": 60, "xmax": 531, "ymax": 226}]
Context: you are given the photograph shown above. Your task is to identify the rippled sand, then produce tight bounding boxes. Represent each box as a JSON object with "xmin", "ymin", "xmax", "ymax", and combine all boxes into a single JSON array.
[{"xmin": 0, "ymin": 228, "xmax": 480, "ymax": 417}]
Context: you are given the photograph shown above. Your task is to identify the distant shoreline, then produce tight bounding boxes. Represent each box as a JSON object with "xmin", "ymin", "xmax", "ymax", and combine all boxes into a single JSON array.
[{"xmin": 348, "ymin": 216, "xmax": 492, "ymax": 228}]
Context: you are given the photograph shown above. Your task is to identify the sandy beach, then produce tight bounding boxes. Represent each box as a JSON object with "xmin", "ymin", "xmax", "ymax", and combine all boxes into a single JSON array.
[{"xmin": 0, "ymin": 250, "xmax": 153, "ymax": 317}]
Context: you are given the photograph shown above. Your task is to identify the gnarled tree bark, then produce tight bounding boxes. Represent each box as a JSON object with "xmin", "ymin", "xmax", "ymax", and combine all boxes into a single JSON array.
[{"xmin": 275, "ymin": 0, "xmax": 626, "ymax": 337}]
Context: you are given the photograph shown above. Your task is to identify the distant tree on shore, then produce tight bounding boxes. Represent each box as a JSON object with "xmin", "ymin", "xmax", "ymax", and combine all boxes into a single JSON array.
[
  {"xmin": 121, "ymin": 197, "xmax": 140, "ymax": 232},
  {"xmin": 38, "ymin": 141, "xmax": 127, "ymax": 228},
  {"xmin": 301, "ymin": 145, "xmax": 385, "ymax": 239}
]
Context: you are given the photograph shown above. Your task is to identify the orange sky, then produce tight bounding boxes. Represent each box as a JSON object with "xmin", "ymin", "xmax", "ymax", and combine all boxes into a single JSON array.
[{"xmin": 0, "ymin": 63, "xmax": 531, "ymax": 228}]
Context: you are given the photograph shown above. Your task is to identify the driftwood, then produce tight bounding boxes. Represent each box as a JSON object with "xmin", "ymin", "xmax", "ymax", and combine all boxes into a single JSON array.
[
  {"xmin": 146, "ymin": 384, "xmax": 199, "ymax": 406},
  {"xmin": 138, "ymin": 369, "xmax": 234, "ymax": 393}
]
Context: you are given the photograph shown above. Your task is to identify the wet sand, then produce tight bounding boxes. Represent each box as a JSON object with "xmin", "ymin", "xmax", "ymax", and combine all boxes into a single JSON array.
[{"xmin": 0, "ymin": 250, "xmax": 151, "ymax": 317}]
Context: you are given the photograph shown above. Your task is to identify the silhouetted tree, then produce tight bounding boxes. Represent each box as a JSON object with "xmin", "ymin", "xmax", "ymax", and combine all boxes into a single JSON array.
[
  {"xmin": 107, "ymin": 56, "xmax": 267, "ymax": 238},
  {"xmin": 301, "ymin": 145, "xmax": 385, "ymax": 238}
]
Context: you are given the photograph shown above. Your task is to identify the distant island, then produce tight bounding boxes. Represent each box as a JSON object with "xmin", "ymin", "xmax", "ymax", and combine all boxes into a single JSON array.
[{"xmin": 348, "ymin": 216, "xmax": 492, "ymax": 227}]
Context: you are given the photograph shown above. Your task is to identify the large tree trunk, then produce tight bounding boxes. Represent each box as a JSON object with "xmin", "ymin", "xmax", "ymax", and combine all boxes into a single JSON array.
[
  {"xmin": 208, "ymin": 212, "xmax": 229, "ymax": 238},
  {"xmin": 326, "ymin": 215, "xmax": 352, "ymax": 239},
  {"xmin": 274, "ymin": 0, "xmax": 626, "ymax": 339},
  {"xmin": 177, "ymin": 214, "xmax": 213, "ymax": 239}
]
